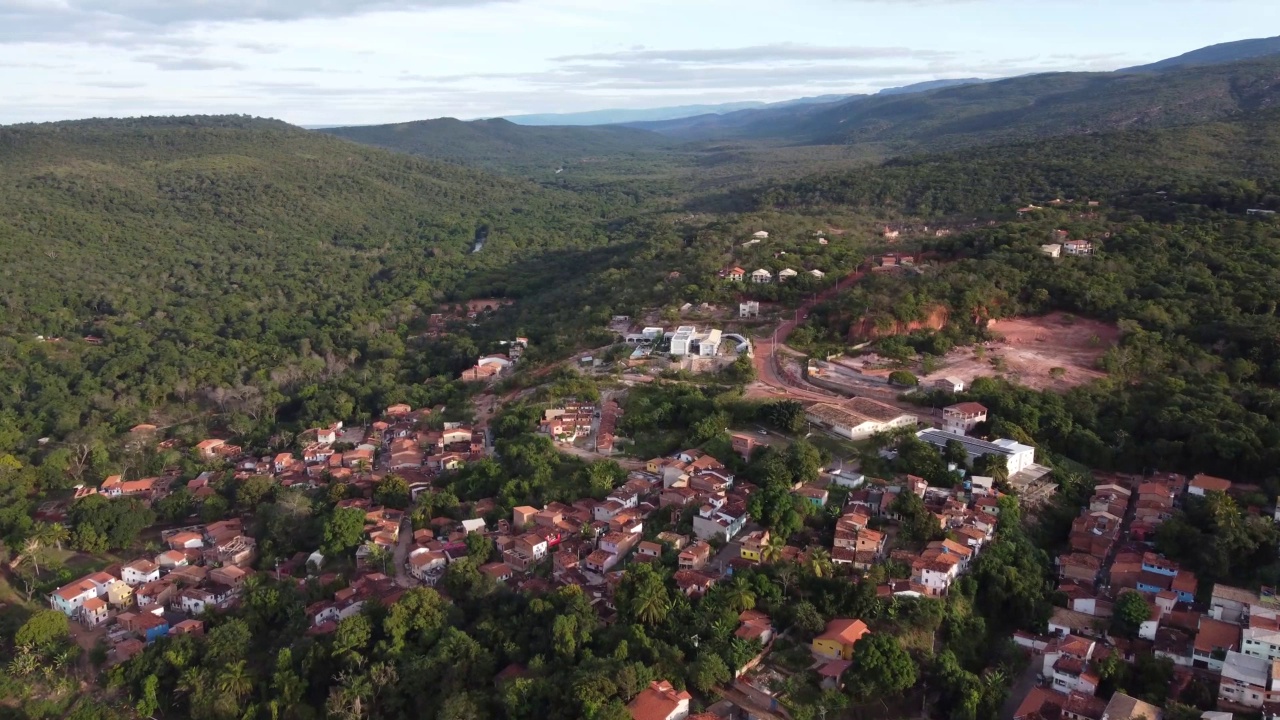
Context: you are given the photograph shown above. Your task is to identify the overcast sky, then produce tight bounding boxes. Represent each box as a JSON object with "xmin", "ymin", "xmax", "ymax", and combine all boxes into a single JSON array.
[{"xmin": 1, "ymin": 0, "xmax": 1276, "ymax": 125}]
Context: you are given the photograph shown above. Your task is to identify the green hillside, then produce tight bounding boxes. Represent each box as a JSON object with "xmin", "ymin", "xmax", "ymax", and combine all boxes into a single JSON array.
[
  {"xmin": 0, "ymin": 116, "xmax": 636, "ymax": 441},
  {"xmin": 320, "ymin": 117, "xmax": 676, "ymax": 174}
]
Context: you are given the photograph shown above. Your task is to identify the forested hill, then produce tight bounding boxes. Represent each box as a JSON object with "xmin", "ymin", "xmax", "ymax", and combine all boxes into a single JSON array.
[
  {"xmin": 0, "ymin": 115, "xmax": 612, "ymax": 335},
  {"xmin": 0, "ymin": 116, "xmax": 643, "ymax": 440},
  {"xmin": 752, "ymin": 109, "xmax": 1280, "ymax": 216},
  {"xmin": 633, "ymin": 56, "xmax": 1280, "ymax": 152},
  {"xmin": 1121, "ymin": 34, "xmax": 1280, "ymax": 72},
  {"xmin": 320, "ymin": 117, "xmax": 676, "ymax": 174}
]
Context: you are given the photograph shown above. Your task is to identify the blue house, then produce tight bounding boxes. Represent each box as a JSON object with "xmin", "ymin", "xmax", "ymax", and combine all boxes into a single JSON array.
[
  {"xmin": 135, "ymin": 614, "xmax": 170, "ymax": 644},
  {"xmin": 1137, "ymin": 553, "xmax": 1180, "ymax": 595}
]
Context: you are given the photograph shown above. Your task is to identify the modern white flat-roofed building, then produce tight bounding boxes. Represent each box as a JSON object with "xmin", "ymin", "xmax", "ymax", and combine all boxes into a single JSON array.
[
  {"xmin": 916, "ymin": 429, "xmax": 1036, "ymax": 475},
  {"xmin": 670, "ymin": 326, "xmax": 697, "ymax": 355},
  {"xmin": 669, "ymin": 327, "xmax": 724, "ymax": 357}
]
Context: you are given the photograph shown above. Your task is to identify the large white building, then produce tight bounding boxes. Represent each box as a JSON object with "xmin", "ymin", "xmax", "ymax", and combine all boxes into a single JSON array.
[
  {"xmin": 805, "ymin": 398, "xmax": 918, "ymax": 441},
  {"xmin": 669, "ymin": 327, "xmax": 723, "ymax": 357},
  {"xmin": 915, "ymin": 429, "xmax": 1036, "ymax": 475}
]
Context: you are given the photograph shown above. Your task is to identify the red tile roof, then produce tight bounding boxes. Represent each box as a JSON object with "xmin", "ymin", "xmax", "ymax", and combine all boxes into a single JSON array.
[
  {"xmin": 627, "ymin": 681, "xmax": 690, "ymax": 720},
  {"xmin": 816, "ymin": 618, "xmax": 869, "ymax": 646}
]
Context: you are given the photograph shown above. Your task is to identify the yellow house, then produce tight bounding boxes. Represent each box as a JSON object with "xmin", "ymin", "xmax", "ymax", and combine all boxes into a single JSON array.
[
  {"xmin": 739, "ymin": 530, "xmax": 770, "ymax": 563},
  {"xmin": 105, "ymin": 579, "xmax": 134, "ymax": 607},
  {"xmin": 812, "ymin": 619, "xmax": 869, "ymax": 660}
]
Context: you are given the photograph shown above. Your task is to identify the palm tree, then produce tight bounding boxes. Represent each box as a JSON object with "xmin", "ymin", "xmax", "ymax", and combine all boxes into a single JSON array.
[
  {"xmin": 218, "ymin": 660, "xmax": 253, "ymax": 701},
  {"xmin": 34, "ymin": 522, "xmax": 69, "ymax": 551},
  {"xmin": 176, "ymin": 667, "xmax": 205, "ymax": 701},
  {"xmin": 20, "ymin": 538, "xmax": 42, "ymax": 576},
  {"xmin": 724, "ymin": 577, "xmax": 757, "ymax": 613},
  {"xmin": 761, "ymin": 534, "xmax": 787, "ymax": 564},
  {"xmin": 807, "ymin": 547, "xmax": 833, "ymax": 578},
  {"xmin": 632, "ymin": 586, "xmax": 671, "ymax": 626}
]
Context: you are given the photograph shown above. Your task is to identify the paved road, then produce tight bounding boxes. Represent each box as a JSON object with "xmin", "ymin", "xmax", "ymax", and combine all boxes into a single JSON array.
[
  {"xmin": 392, "ymin": 517, "xmax": 416, "ymax": 588},
  {"xmin": 1000, "ymin": 654, "xmax": 1042, "ymax": 720},
  {"xmin": 750, "ymin": 270, "xmax": 868, "ymax": 404}
]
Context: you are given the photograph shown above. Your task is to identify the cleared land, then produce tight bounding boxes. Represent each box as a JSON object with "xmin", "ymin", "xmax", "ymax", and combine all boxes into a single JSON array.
[{"xmin": 923, "ymin": 313, "xmax": 1119, "ymax": 391}]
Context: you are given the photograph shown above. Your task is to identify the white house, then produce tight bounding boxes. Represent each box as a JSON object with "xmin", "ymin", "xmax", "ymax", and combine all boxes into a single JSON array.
[
  {"xmin": 933, "ymin": 377, "xmax": 965, "ymax": 393},
  {"xmin": 809, "ymin": 269, "xmax": 825, "ymax": 279},
  {"xmin": 121, "ymin": 559, "xmax": 160, "ymax": 587},
  {"xmin": 176, "ymin": 588, "xmax": 215, "ymax": 616},
  {"xmin": 1244, "ymin": 626, "xmax": 1280, "ymax": 662},
  {"xmin": 408, "ymin": 550, "xmax": 447, "ymax": 581},
  {"xmin": 1219, "ymin": 650, "xmax": 1280, "ymax": 709},
  {"xmin": 739, "ymin": 301, "xmax": 759, "ymax": 318},
  {"xmin": 1063, "ymin": 239, "xmax": 1094, "ymax": 256},
  {"xmin": 942, "ymin": 402, "xmax": 988, "ymax": 436},
  {"xmin": 692, "ymin": 505, "xmax": 749, "ymax": 542},
  {"xmin": 752, "ymin": 231, "xmax": 769, "ymax": 240},
  {"xmin": 915, "ymin": 561, "xmax": 960, "ymax": 595},
  {"xmin": 750, "ymin": 269, "xmax": 773, "ymax": 284},
  {"xmin": 778, "ymin": 268, "xmax": 798, "ymax": 282},
  {"xmin": 49, "ymin": 572, "xmax": 115, "ymax": 616},
  {"xmin": 830, "ymin": 471, "xmax": 866, "ymax": 489}
]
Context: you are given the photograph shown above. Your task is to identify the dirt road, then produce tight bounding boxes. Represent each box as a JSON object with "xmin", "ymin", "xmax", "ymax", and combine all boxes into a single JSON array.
[{"xmin": 554, "ymin": 443, "xmax": 647, "ymax": 469}]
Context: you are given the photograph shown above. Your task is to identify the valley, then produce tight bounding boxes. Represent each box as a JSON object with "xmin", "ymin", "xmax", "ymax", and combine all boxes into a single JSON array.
[{"xmin": 4, "ymin": 32, "xmax": 1280, "ymax": 720}]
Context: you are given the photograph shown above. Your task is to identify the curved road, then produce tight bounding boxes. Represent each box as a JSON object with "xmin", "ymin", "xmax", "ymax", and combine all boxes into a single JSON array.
[{"xmin": 751, "ymin": 270, "xmax": 865, "ymax": 403}]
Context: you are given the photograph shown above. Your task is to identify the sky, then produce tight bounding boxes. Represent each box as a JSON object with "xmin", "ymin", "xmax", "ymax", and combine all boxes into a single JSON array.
[{"xmin": 1, "ymin": 0, "xmax": 1277, "ymax": 126}]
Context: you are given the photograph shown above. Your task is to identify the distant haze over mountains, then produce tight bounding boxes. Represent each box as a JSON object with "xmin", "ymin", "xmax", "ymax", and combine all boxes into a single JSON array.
[
  {"xmin": 500, "ymin": 82, "xmax": 992, "ymax": 127},
  {"xmin": 304, "ymin": 35, "xmax": 1280, "ymax": 133},
  {"xmin": 314, "ymin": 33, "xmax": 1280, "ymax": 174},
  {"xmin": 501, "ymin": 94, "xmax": 857, "ymax": 127}
]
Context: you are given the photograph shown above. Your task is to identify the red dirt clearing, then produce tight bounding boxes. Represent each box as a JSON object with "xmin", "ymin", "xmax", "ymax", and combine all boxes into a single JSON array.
[{"xmin": 923, "ymin": 313, "xmax": 1119, "ymax": 392}]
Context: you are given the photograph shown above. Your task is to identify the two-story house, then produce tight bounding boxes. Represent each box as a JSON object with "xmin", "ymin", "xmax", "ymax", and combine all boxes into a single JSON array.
[
  {"xmin": 1194, "ymin": 617, "xmax": 1241, "ymax": 672},
  {"xmin": 49, "ymin": 572, "xmax": 115, "ymax": 616},
  {"xmin": 1219, "ymin": 650, "xmax": 1280, "ymax": 709},
  {"xmin": 121, "ymin": 559, "xmax": 160, "ymax": 587},
  {"xmin": 678, "ymin": 541, "xmax": 712, "ymax": 571}
]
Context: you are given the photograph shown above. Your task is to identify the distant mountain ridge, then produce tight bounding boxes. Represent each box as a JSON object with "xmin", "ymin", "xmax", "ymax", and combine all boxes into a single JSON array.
[
  {"xmin": 627, "ymin": 55, "xmax": 1280, "ymax": 152},
  {"xmin": 1121, "ymin": 35, "xmax": 1280, "ymax": 72},
  {"xmin": 501, "ymin": 94, "xmax": 855, "ymax": 126}
]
